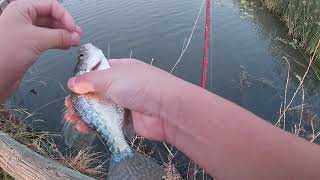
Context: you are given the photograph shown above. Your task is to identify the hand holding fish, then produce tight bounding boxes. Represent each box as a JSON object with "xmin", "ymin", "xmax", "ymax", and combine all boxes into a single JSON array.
[
  {"xmin": 0, "ymin": 0, "xmax": 80, "ymax": 101},
  {"xmin": 65, "ymin": 58, "xmax": 183, "ymax": 142},
  {"xmin": 65, "ymin": 53, "xmax": 320, "ymax": 180}
]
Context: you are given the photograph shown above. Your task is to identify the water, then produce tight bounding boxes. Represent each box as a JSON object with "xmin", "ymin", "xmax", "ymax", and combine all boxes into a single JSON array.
[{"xmin": 8, "ymin": 0, "xmax": 320, "ymax": 177}]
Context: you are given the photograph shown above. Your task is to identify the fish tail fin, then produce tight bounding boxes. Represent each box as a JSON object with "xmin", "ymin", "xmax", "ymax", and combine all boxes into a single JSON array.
[{"xmin": 108, "ymin": 151, "xmax": 164, "ymax": 180}]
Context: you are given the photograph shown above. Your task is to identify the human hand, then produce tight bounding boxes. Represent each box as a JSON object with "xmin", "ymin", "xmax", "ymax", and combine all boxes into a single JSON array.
[
  {"xmin": 0, "ymin": 0, "xmax": 81, "ymax": 101},
  {"xmin": 64, "ymin": 59, "xmax": 185, "ymax": 142}
]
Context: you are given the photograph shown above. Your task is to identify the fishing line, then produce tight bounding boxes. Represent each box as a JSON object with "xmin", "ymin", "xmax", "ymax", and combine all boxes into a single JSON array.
[
  {"xmin": 32, "ymin": 97, "xmax": 65, "ymax": 113},
  {"xmin": 107, "ymin": 43, "xmax": 111, "ymax": 60},
  {"xmin": 170, "ymin": 0, "xmax": 206, "ymax": 74}
]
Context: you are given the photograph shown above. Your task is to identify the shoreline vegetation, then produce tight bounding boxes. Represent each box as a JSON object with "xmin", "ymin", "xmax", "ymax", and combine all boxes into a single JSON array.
[
  {"xmin": 0, "ymin": 105, "xmax": 105, "ymax": 179},
  {"xmin": 259, "ymin": 0, "xmax": 320, "ymax": 78},
  {"xmin": 239, "ymin": 0, "xmax": 320, "ymax": 144}
]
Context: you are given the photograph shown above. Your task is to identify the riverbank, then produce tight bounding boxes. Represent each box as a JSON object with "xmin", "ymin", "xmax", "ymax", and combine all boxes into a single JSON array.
[
  {"xmin": 259, "ymin": 0, "xmax": 320, "ymax": 77},
  {"xmin": 0, "ymin": 106, "xmax": 105, "ymax": 179}
]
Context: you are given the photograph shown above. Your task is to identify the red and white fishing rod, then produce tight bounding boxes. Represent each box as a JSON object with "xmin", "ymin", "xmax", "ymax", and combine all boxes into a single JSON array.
[{"xmin": 201, "ymin": 0, "xmax": 211, "ymax": 88}]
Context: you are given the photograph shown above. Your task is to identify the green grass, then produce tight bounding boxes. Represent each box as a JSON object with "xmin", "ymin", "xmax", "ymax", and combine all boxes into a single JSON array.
[{"xmin": 260, "ymin": 0, "xmax": 320, "ymax": 76}]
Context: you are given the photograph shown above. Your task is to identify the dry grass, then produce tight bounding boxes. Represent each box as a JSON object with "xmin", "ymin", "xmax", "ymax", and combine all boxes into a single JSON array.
[
  {"xmin": 234, "ymin": 49, "xmax": 320, "ymax": 144},
  {"xmin": 277, "ymin": 40, "xmax": 320, "ymax": 122},
  {"xmin": 62, "ymin": 148, "xmax": 107, "ymax": 178},
  {"xmin": 163, "ymin": 164, "xmax": 183, "ymax": 180},
  {"xmin": 237, "ymin": 57, "xmax": 320, "ymax": 145},
  {"xmin": 0, "ymin": 105, "xmax": 58, "ymax": 157},
  {"xmin": 0, "ymin": 105, "xmax": 106, "ymax": 179},
  {"xmin": 0, "ymin": 169, "xmax": 14, "ymax": 180},
  {"xmin": 126, "ymin": 133, "xmax": 211, "ymax": 180}
]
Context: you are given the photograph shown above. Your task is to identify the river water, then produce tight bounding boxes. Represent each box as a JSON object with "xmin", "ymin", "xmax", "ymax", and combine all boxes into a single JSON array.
[{"xmin": 8, "ymin": 0, "xmax": 320, "ymax": 178}]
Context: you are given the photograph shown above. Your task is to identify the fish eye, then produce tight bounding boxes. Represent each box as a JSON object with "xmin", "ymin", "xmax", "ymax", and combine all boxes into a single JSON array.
[{"xmin": 79, "ymin": 53, "xmax": 85, "ymax": 60}]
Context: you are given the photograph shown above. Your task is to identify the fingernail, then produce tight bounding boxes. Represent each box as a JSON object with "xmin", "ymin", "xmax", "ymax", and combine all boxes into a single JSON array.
[
  {"xmin": 67, "ymin": 78, "xmax": 76, "ymax": 90},
  {"xmin": 71, "ymin": 32, "xmax": 80, "ymax": 46}
]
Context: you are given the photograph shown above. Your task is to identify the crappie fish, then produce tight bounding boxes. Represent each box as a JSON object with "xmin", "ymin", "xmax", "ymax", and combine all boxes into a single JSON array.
[{"xmin": 70, "ymin": 43, "xmax": 164, "ymax": 180}]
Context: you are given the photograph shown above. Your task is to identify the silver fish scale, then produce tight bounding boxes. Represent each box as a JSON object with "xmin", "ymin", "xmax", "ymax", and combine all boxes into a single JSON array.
[{"xmin": 72, "ymin": 94, "xmax": 133, "ymax": 161}]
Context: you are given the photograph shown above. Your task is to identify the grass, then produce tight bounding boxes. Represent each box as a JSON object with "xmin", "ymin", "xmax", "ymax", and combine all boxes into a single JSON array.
[
  {"xmin": 0, "ymin": 105, "xmax": 58, "ymax": 157},
  {"xmin": 127, "ymin": 134, "xmax": 209, "ymax": 180},
  {"xmin": 259, "ymin": 0, "xmax": 320, "ymax": 77},
  {"xmin": 0, "ymin": 104, "xmax": 199, "ymax": 179},
  {"xmin": 238, "ymin": 0, "xmax": 320, "ymax": 143},
  {"xmin": 275, "ymin": 45, "xmax": 320, "ymax": 142},
  {"xmin": 0, "ymin": 170, "xmax": 14, "ymax": 180},
  {"xmin": 236, "ymin": 54, "xmax": 320, "ymax": 145},
  {"xmin": 0, "ymin": 105, "xmax": 106, "ymax": 179},
  {"xmin": 62, "ymin": 148, "xmax": 107, "ymax": 177}
]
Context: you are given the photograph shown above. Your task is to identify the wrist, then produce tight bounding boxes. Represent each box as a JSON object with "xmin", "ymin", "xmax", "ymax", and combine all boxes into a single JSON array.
[
  {"xmin": 161, "ymin": 78, "xmax": 218, "ymax": 146},
  {"xmin": 159, "ymin": 76, "xmax": 201, "ymax": 144}
]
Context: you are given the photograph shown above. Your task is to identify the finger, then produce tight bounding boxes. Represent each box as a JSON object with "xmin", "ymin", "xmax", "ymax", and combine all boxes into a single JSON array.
[
  {"xmin": 123, "ymin": 109, "xmax": 133, "ymax": 128},
  {"xmin": 75, "ymin": 121, "xmax": 92, "ymax": 133},
  {"xmin": 29, "ymin": 0, "xmax": 79, "ymax": 32},
  {"xmin": 64, "ymin": 108, "xmax": 79, "ymax": 124},
  {"xmin": 35, "ymin": 16, "xmax": 51, "ymax": 27},
  {"xmin": 67, "ymin": 59, "xmax": 143, "ymax": 94},
  {"xmin": 64, "ymin": 101, "xmax": 92, "ymax": 133},
  {"xmin": 64, "ymin": 95, "xmax": 72, "ymax": 108},
  {"xmin": 35, "ymin": 26, "xmax": 80, "ymax": 50},
  {"xmin": 64, "ymin": 108, "xmax": 92, "ymax": 133},
  {"xmin": 67, "ymin": 69, "xmax": 113, "ymax": 94},
  {"xmin": 36, "ymin": 17, "xmax": 66, "ymax": 30},
  {"xmin": 64, "ymin": 96, "xmax": 81, "ymax": 124},
  {"xmin": 108, "ymin": 58, "xmax": 142, "ymax": 65}
]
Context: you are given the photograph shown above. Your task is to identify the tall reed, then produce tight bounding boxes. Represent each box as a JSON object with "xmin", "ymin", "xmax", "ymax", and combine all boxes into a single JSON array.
[{"xmin": 260, "ymin": 0, "xmax": 320, "ymax": 76}]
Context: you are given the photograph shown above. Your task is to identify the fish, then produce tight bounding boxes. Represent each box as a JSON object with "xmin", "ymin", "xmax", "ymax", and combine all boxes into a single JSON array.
[{"xmin": 70, "ymin": 43, "xmax": 164, "ymax": 180}]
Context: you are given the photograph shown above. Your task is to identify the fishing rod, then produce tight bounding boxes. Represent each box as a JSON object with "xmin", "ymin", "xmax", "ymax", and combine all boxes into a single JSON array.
[
  {"xmin": 201, "ymin": 0, "xmax": 211, "ymax": 88},
  {"xmin": 187, "ymin": 1, "xmax": 211, "ymax": 178}
]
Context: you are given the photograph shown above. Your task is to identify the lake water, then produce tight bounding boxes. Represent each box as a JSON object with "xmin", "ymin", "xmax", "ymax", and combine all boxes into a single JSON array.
[{"xmin": 9, "ymin": 0, "xmax": 320, "ymax": 178}]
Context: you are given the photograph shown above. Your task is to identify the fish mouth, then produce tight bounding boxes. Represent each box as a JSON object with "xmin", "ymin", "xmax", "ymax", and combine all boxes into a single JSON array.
[
  {"xmin": 76, "ymin": 43, "xmax": 110, "ymax": 74},
  {"xmin": 78, "ymin": 43, "xmax": 104, "ymax": 72}
]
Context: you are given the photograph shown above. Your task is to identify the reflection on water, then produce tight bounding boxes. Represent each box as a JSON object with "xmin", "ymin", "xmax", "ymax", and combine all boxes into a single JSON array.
[{"xmin": 7, "ymin": 0, "xmax": 320, "ymax": 177}]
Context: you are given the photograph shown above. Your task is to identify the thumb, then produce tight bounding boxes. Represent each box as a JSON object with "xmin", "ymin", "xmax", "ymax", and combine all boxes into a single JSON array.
[
  {"xmin": 67, "ymin": 70, "xmax": 115, "ymax": 94},
  {"xmin": 35, "ymin": 27, "xmax": 80, "ymax": 50}
]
